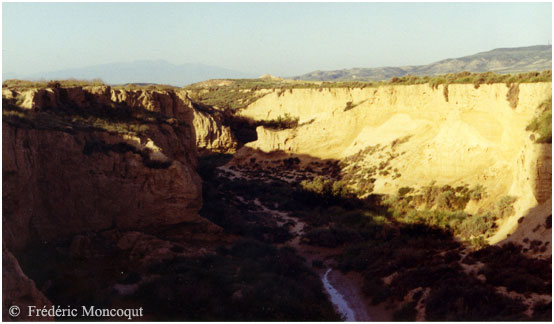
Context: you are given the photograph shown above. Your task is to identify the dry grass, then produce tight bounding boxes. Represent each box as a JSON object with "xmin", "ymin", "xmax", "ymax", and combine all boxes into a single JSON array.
[
  {"xmin": 2, "ymin": 79, "xmax": 178, "ymax": 92},
  {"xmin": 185, "ymin": 70, "xmax": 551, "ymax": 110},
  {"xmin": 2, "ymin": 78, "xmax": 105, "ymax": 89}
]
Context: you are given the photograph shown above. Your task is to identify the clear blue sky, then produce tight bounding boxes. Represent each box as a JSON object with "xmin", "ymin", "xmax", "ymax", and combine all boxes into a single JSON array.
[{"xmin": 2, "ymin": 2, "xmax": 552, "ymax": 77}]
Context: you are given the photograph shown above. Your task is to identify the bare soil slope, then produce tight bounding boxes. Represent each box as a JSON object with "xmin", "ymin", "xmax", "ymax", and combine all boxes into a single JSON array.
[{"xmin": 234, "ymin": 83, "xmax": 552, "ymax": 246}]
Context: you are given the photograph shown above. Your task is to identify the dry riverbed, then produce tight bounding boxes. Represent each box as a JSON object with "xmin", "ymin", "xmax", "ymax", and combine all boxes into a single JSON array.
[{"xmin": 217, "ymin": 167, "xmax": 392, "ymax": 321}]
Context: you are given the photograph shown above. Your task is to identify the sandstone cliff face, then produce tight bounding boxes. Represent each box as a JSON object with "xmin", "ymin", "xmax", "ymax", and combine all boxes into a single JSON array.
[
  {"xmin": 2, "ymin": 248, "xmax": 53, "ymax": 321},
  {"xmin": 4, "ymin": 86, "xmax": 237, "ymax": 155},
  {"xmin": 110, "ymin": 88, "xmax": 237, "ymax": 153},
  {"xmin": 2, "ymin": 85, "xmax": 235, "ymax": 318},
  {"xmin": 239, "ymin": 83, "xmax": 550, "ymax": 160},
  {"xmin": 234, "ymin": 83, "xmax": 552, "ymax": 242},
  {"xmin": 190, "ymin": 108, "xmax": 237, "ymax": 155},
  {"xmin": 2, "ymin": 86, "xmax": 234, "ymax": 252},
  {"xmin": 3, "ymin": 123, "xmax": 204, "ymax": 251}
]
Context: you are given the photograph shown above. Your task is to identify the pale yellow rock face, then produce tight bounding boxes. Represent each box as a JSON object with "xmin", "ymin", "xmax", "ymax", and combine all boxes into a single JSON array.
[
  {"xmin": 108, "ymin": 88, "xmax": 237, "ymax": 154},
  {"xmin": 236, "ymin": 83, "xmax": 552, "ymax": 243},
  {"xmin": 190, "ymin": 108, "xmax": 238, "ymax": 155}
]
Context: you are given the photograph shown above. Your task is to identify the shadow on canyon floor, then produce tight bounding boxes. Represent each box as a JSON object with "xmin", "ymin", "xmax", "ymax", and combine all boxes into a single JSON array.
[
  {"xmin": 8, "ymin": 145, "xmax": 552, "ymax": 321},
  {"xmin": 197, "ymin": 152, "xmax": 552, "ymax": 321}
]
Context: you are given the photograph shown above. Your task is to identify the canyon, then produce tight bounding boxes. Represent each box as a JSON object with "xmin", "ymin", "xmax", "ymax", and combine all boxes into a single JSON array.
[
  {"xmin": 2, "ymin": 77, "xmax": 552, "ymax": 321},
  {"xmin": 234, "ymin": 83, "xmax": 552, "ymax": 246}
]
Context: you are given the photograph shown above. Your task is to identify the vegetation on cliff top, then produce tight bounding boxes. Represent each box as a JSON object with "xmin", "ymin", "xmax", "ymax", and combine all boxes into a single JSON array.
[
  {"xmin": 2, "ymin": 78, "xmax": 106, "ymax": 89},
  {"xmin": 2, "ymin": 90, "xmax": 178, "ymax": 137},
  {"xmin": 2, "ymin": 78, "xmax": 177, "ymax": 91},
  {"xmin": 185, "ymin": 70, "xmax": 552, "ymax": 110},
  {"xmin": 3, "ymin": 70, "xmax": 550, "ymax": 113}
]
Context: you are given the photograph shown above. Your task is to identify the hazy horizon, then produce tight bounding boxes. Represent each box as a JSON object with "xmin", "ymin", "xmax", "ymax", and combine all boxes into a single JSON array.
[{"xmin": 2, "ymin": 2, "xmax": 552, "ymax": 80}]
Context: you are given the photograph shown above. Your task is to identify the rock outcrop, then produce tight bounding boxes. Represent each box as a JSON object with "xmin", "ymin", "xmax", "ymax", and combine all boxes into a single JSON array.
[
  {"xmin": 2, "ymin": 123, "xmax": 205, "ymax": 251},
  {"xmin": 190, "ymin": 108, "xmax": 237, "ymax": 155},
  {"xmin": 2, "ymin": 85, "xmax": 233, "ymax": 318},
  {"xmin": 2, "ymin": 248, "xmax": 53, "ymax": 321},
  {"xmin": 233, "ymin": 83, "xmax": 552, "ymax": 243},
  {"xmin": 4, "ymin": 86, "xmax": 237, "ymax": 155},
  {"xmin": 2, "ymin": 86, "xmax": 234, "ymax": 251}
]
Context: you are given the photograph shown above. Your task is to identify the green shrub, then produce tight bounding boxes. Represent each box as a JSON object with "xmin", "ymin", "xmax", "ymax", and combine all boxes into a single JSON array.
[
  {"xmin": 300, "ymin": 177, "xmax": 358, "ymax": 200},
  {"xmin": 526, "ymin": 96, "xmax": 552, "ymax": 143},
  {"xmin": 425, "ymin": 278, "xmax": 527, "ymax": 321},
  {"xmin": 3, "ymin": 78, "xmax": 105, "ymax": 89},
  {"xmin": 136, "ymin": 240, "xmax": 341, "ymax": 321},
  {"xmin": 429, "ymin": 77, "xmax": 447, "ymax": 89},
  {"xmin": 300, "ymin": 177, "xmax": 332, "ymax": 195},
  {"xmin": 398, "ymin": 186, "xmax": 413, "ymax": 197},
  {"xmin": 457, "ymin": 212, "xmax": 496, "ymax": 239},
  {"xmin": 468, "ymin": 243, "xmax": 552, "ymax": 295},
  {"xmin": 436, "ymin": 190, "xmax": 455, "ymax": 209},
  {"xmin": 469, "ymin": 184, "xmax": 486, "ymax": 201},
  {"xmin": 496, "ymin": 195, "xmax": 517, "ymax": 218},
  {"xmin": 469, "ymin": 236, "xmax": 489, "ymax": 249},
  {"xmin": 261, "ymin": 113, "xmax": 299, "ymax": 129}
]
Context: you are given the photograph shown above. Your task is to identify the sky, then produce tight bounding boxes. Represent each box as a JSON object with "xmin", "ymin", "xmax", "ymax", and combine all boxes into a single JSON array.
[{"xmin": 2, "ymin": 2, "xmax": 552, "ymax": 78}]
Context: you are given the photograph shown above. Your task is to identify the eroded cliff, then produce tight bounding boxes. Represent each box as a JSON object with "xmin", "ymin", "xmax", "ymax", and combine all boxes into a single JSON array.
[
  {"xmin": 2, "ymin": 86, "xmax": 238, "ymax": 250},
  {"xmin": 232, "ymin": 82, "xmax": 552, "ymax": 246},
  {"xmin": 2, "ymin": 79, "xmax": 551, "ymax": 321},
  {"xmin": 2, "ymin": 85, "xmax": 234, "ymax": 320}
]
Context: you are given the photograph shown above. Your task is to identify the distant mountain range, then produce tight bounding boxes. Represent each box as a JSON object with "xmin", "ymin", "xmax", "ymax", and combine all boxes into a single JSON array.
[
  {"xmin": 4, "ymin": 45, "xmax": 551, "ymax": 85},
  {"xmin": 292, "ymin": 45, "xmax": 552, "ymax": 81},
  {"xmin": 4, "ymin": 60, "xmax": 254, "ymax": 86}
]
